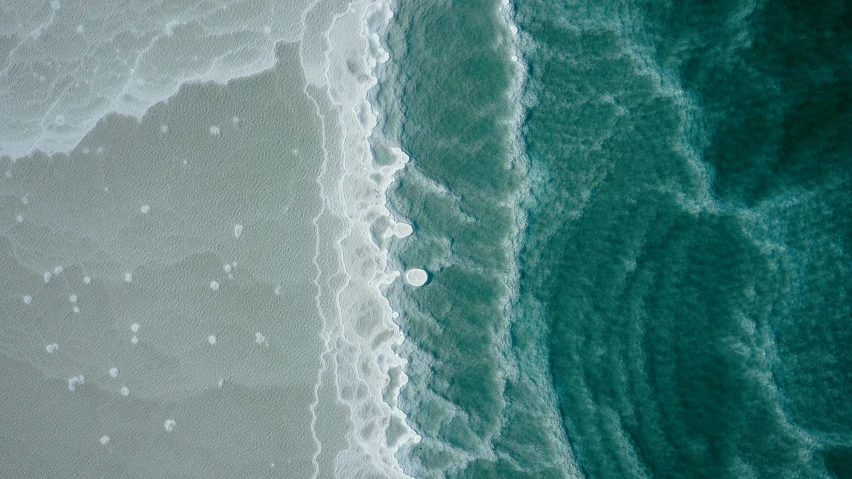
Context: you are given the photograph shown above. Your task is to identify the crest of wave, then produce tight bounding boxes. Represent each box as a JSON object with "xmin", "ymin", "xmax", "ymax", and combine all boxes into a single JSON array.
[{"xmin": 301, "ymin": 0, "xmax": 421, "ymax": 476}]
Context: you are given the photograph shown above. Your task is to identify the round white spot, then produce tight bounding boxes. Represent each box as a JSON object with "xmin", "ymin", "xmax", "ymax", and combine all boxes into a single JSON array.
[
  {"xmin": 209, "ymin": 126, "xmax": 220, "ymax": 136},
  {"xmin": 76, "ymin": 25, "xmax": 84, "ymax": 34},
  {"xmin": 45, "ymin": 343, "xmax": 58, "ymax": 353},
  {"xmin": 207, "ymin": 335, "xmax": 217, "ymax": 345},
  {"xmin": 109, "ymin": 367, "xmax": 118, "ymax": 378},
  {"xmin": 124, "ymin": 272, "xmax": 132, "ymax": 282},
  {"xmin": 164, "ymin": 419, "xmax": 176, "ymax": 432},
  {"xmin": 43, "ymin": 272, "xmax": 52, "ymax": 283},
  {"xmin": 392, "ymin": 311, "xmax": 400, "ymax": 319},
  {"xmin": 15, "ymin": 215, "xmax": 23, "ymax": 223},
  {"xmin": 53, "ymin": 266, "xmax": 63, "ymax": 275},
  {"xmin": 120, "ymin": 386, "xmax": 130, "ymax": 396},
  {"xmin": 99, "ymin": 435, "xmax": 110, "ymax": 445},
  {"xmin": 96, "ymin": 147, "xmax": 104, "ymax": 154},
  {"xmin": 72, "ymin": 306, "xmax": 80, "ymax": 314},
  {"xmin": 23, "ymin": 295, "xmax": 32, "ymax": 305},
  {"xmin": 160, "ymin": 124, "xmax": 168, "ymax": 133},
  {"xmin": 223, "ymin": 264, "xmax": 232, "ymax": 273},
  {"xmin": 130, "ymin": 323, "xmax": 140, "ymax": 333},
  {"xmin": 209, "ymin": 281, "xmax": 219, "ymax": 291},
  {"xmin": 511, "ymin": 54, "xmax": 519, "ymax": 62},
  {"xmin": 404, "ymin": 269, "xmax": 428, "ymax": 287},
  {"xmin": 255, "ymin": 332, "xmax": 268, "ymax": 346},
  {"xmin": 232, "ymin": 116, "xmax": 239, "ymax": 124},
  {"xmin": 233, "ymin": 224, "xmax": 243, "ymax": 239},
  {"xmin": 394, "ymin": 223, "xmax": 413, "ymax": 238},
  {"xmin": 69, "ymin": 294, "xmax": 77, "ymax": 303},
  {"xmin": 140, "ymin": 204, "xmax": 150, "ymax": 214},
  {"xmin": 83, "ymin": 276, "xmax": 91, "ymax": 284},
  {"xmin": 131, "ymin": 336, "xmax": 139, "ymax": 344},
  {"xmin": 21, "ymin": 196, "xmax": 28, "ymax": 205},
  {"xmin": 510, "ymin": 25, "xmax": 518, "ymax": 35}
]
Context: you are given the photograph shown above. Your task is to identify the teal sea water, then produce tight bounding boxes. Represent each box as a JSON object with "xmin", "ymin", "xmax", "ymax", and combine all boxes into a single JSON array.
[{"xmin": 380, "ymin": 0, "xmax": 852, "ymax": 477}]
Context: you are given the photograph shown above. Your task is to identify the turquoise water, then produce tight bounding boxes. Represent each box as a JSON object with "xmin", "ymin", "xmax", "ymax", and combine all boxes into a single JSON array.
[{"xmin": 382, "ymin": 0, "xmax": 852, "ymax": 477}]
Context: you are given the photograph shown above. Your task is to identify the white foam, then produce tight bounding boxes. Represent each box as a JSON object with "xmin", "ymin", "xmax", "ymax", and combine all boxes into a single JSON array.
[
  {"xmin": 23, "ymin": 295, "xmax": 32, "ymax": 305},
  {"xmin": 69, "ymin": 295, "xmax": 78, "ymax": 303},
  {"xmin": 124, "ymin": 272, "xmax": 133, "ymax": 283},
  {"xmin": 68, "ymin": 375, "xmax": 85, "ymax": 392},
  {"xmin": 209, "ymin": 281, "xmax": 219, "ymax": 291},
  {"xmin": 120, "ymin": 386, "xmax": 130, "ymax": 396},
  {"xmin": 164, "ymin": 419, "xmax": 176, "ymax": 432},
  {"xmin": 83, "ymin": 276, "xmax": 91, "ymax": 284},
  {"xmin": 140, "ymin": 204, "xmax": 150, "ymax": 214},
  {"xmin": 209, "ymin": 126, "xmax": 221, "ymax": 136},
  {"xmin": 207, "ymin": 335, "xmax": 217, "ymax": 345},
  {"xmin": 131, "ymin": 336, "xmax": 139, "ymax": 344},
  {"xmin": 45, "ymin": 343, "xmax": 58, "ymax": 353},
  {"xmin": 394, "ymin": 222, "xmax": 413, "ymax": 238},
  {"xmin": 404, "ymin": 269, "xmax": 428, "ymax": 287},
  {"xmin": 43, "ymin": 272, "xmax": 52, "ymax": 283},
  {"xmin": 109, "ymin": 367, "xmax": 118, "ymax": 378},
  {"xmin": 130, "ymin": 323, "xmax": 140, "ymax": 333}
]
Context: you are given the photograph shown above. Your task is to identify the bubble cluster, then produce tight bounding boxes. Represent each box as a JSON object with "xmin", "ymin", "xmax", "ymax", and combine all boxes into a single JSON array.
[{"xmin": 68, "ymin": 375, "xmax": 85, "ymax": 392}]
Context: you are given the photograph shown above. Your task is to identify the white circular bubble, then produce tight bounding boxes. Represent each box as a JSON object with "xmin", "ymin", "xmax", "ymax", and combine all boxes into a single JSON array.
[
  {"xmin": 99, "ymin": 435, "xmax": 110, "ymax": 446},
  {"xmin": 69, "ymin": 295, "xmax": 77, "ymax": 303},
  {"xmin": 83, "ymin": 276, "xmax": 91, "ymax": 284},
  {"xmin": 76, "ymin": 25, "xmax": 84, "ymax": 34},
  {"xmin": 207, "ymin": 335, "xmax": 217, "ymax": 345},
  {"xmin": 140, "ymin": 204, "xmax": 150, "ymax": 214},
  {"xmin": 160, "ymin": 124, "xmax": 168, "ymax": 133},
  {"xmin": 130, "ymin": 323, "xmax": 140, "ymax": 333},
  {"xmin": 109, "ymin": 367, "xmax": 118, "ymax": 378},
  {"xmin": 23, "ymin": 295, "xmax": 32, "ymax": 304},
  {"xmin": 131, "ymin": 336, "xmax": 139, "ymax": 344},
  {"xmin": 43, "ymin": 272, "xmax": 52, "ymax": 283},
  {"xmin": 21, "ymin": 196, "xmax": 28, "ymax": 205},
  {"xmin": 53, "ymin": 266, "xmax": 63, "ymax": 274},
  {"xmin": 511, "ymin": 55, "xmax": 519, "ymax": 62},
  {"xmin": 255, "ymin": 332, "xmax": 268, "ymax": 346},
  {"xmin": 232, "ymin": 116, "xmax": 239, "ymax": 124},
  {"xmin": 392, "ymin": 311, "xmax": 399, "ymax": 319},
  {"xmin": 120, "ymin": 386, "xmax": 130, "ymax": 396},
  {"xmin": 510, "ymin": 25, "xmax": 518, "ymax": 35},
  {"xmin": 209, "ymin": 281, "xmax": 219, "ymax": 291},
  {"xmin": 164, "ymin": 419, "xmax": 176, "ymax": 432},
  {"xmin": 45, "ymin": 343, "xmax": 58, "ymax": 353},
  {"xmin": 209, "ymin": 126, "xmax": 220, "ymax": 136},
  {"xmin": 124, "ymin": 272, "xmax": 133, "ymax": 283},
  {"xmin": 15, "ymin": 215, "xmax": 23, "ymax": 223},
  {"xmin": 404, "ymin": 269, "xmax": 428, "ymax": 287},
  {"xmin": 223, "ymin": 264, "xmax": 232, "ymax": 273},
  {"xmin": 394, "ymin": 223, "xmax": 413, "ymax": 238},
  {"xmin": 72, "ymin": 306, "xmax": 80, "ymax": 314}
]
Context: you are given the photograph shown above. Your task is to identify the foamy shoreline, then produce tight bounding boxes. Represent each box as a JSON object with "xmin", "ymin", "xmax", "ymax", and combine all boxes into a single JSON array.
[{"xmin": 302, "ymin": 0, "xmax": 420, "ymax": 477}]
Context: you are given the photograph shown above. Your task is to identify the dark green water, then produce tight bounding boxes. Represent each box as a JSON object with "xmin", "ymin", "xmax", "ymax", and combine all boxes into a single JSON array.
[{"xmin": 379, "ymin": 0, "xmax": 852, "ymax": 477}]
